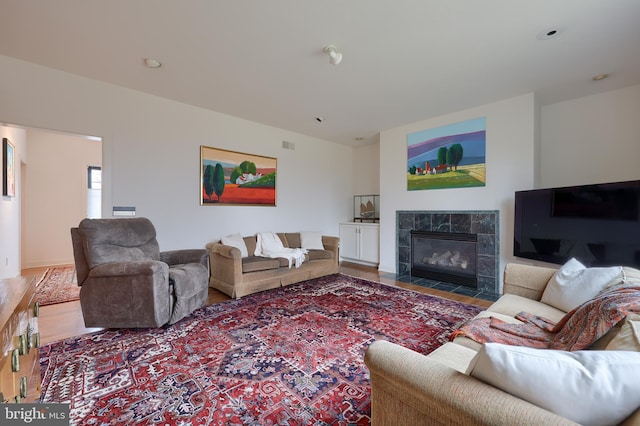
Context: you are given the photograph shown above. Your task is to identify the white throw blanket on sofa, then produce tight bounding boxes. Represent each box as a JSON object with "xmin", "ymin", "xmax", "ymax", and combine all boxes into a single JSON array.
[{"xmin": 255, "ymin": 232, "xmax": 307, "ymax": 268}]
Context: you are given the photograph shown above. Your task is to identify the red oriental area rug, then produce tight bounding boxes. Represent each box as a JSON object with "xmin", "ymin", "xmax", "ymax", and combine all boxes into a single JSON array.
[
  {"xmin": 36, "ymin": 265, "xmax": 80, "ymax": 306},
  {"xmin": 39, "ymin": 274, "xmax": 484, "ymax": 425}
]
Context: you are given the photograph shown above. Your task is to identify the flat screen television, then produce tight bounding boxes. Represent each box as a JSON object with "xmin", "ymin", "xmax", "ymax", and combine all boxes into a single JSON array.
[{"xmin": 514, "ymin": 180, "xmax": 640, "ymax": 267}]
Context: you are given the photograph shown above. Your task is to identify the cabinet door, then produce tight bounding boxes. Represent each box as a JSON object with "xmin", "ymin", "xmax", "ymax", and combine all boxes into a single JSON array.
[
  {"xmin": 359, "ymin": 225, "xmax": 380, "ymax": 263},
  {"xmin": 339, "ymin": 224, "xmax": 360, "ymax": 259}
]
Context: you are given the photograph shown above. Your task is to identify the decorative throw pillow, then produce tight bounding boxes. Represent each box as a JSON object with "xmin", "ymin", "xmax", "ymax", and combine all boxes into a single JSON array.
[
  {"xmin": 300, "ymin": 231, "xmax": 324, "ymax": 250},
  {"xmin": 606, "ymin": 313, "xmax": 640, "ymax": 351},
  {"xmin": 601, "ymin": 266, "xmax": 640, "ymax": 293},
  {"xmin": 540, "ymin": 257, "xmax": 622, "ymax": 312},
  {"xmin": 221, "ymin": 233, "xmax": 249, "ymax": 258},
  {"xmin": 467, "ymin": 343, "xmax": 640, "ymax": 426}
]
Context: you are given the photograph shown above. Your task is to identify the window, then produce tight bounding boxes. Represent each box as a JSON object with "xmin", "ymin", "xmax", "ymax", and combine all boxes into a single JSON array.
[
  {"xmin": 88, "ymin": 166, "xmax": 101, "ymax": 189},
  {"xmin": 87, "ymin": 166, "xmax": 101, "ymax": 218}
]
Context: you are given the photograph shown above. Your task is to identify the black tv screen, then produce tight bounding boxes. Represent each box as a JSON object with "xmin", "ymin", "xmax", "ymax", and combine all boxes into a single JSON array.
[{"xmin": 514, "ymin": 180, "xmax": 640, "ymax": 267}]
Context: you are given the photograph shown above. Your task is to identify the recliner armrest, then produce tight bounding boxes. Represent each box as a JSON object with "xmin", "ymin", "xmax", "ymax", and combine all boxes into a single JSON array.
[
  {"xmin": 89, "ymin": 260, "xmax": 168, "ymax": 278},
  {"xmin": 161, "ymin": 249, "xmax": 209, "ymax": 269}
]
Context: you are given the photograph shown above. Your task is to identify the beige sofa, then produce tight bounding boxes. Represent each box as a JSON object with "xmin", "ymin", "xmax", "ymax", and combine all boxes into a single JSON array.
[
  {"xmin": 365, "ymin": 263, "xmax": 640, "ymax": 425},
  {"xmin": 206, "ymin": 233, "xmax": 339, "ymax": 298}
]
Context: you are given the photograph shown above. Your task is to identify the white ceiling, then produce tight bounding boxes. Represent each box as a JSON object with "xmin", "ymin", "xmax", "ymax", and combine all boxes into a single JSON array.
[{"xmin": 1, "ymin": 1, "xmax": 639, "ymax": 147}]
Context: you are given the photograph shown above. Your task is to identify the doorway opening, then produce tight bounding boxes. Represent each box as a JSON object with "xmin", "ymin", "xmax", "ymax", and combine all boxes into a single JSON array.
[{"xmin": 20, "ymin": 126, "xmax": 103, "ymax": 269}]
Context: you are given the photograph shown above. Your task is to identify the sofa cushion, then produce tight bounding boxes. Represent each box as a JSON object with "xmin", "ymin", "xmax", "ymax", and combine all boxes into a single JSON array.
[
  {"xmin": 221, "ymin": 233, "xmax": 249, "ymax": 258},
  {"xmin": 467, "ymin": 343, "xmax": 640, "ymax": 426},
  {"xmin": 283, "ymin": 233, "xmax": 300, "ymax": 248},
  {"xmin": 488, "ymin": 294, "xmax": 567, "ymax": 323},
  {"xmin": 242, "ymin": 256, "xmax": 281, "ymax": 273},
  {"xmin": 243, "ymin": 236, "xmax": 257, "ymax": 256},
  {"xmin": 474, "ymin": 310, "xmax": 526, "ymax": 324},
  {"xmin": 300, "ymin": 231, "xmax": 325, "ymax": 250},
  {"xmin": 428, "ymin": 342, "xmax": 477, "ymax": 374},
  {"xmin": 589, "ymin": 319, "xmax": 624, "ymax": 349},
  {"xmin": 606, "ymin": 313, "xmax": 640, "ymax": 351},
  {"xmin": 602, "ymin": 266, "xmax": 640, "ymax": 293},
  {"xmin": 540, "ymin": 258, "xmax": 622, "ymax": 312}
]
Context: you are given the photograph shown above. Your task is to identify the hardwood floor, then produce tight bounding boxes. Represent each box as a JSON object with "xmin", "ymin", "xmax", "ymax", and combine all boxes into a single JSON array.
[{"xmin": 24, "ymin": 262, "xmax": 491, "ymax": 346}]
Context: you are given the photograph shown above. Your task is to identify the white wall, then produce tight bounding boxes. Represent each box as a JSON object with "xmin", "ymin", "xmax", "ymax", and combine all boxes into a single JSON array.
[
  {"xmin": 0, "ymin": 126, "xmax": 26, "ymax": 278},
  {"xmin": 5, "ymin": 52, "xmax": 637, "ymax": 278},
  {"xmin": 351, "ymin": 140, "xmax": 380, "ymax": 219},
  {"xmin": 23, "ymin": 129, "xmax": 101, "ymax": 268},
  {"xmin": 0, "ymin": 55, "xmax": 354, "ymax": 260},
  {"xmin": 540, "ymin": 84, "xmax": 640, "ymax": 188},
  {"xmin": 352, "ymin": 141, "xmax": 380, "ymax": 196},
  {"xmin": 379, "ymin": 93, "xmax": 537, "ymax": 278}
]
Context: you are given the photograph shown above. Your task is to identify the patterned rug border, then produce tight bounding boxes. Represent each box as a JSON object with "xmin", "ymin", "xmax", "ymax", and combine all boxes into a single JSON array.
[{"xmin": 40, "ymin": 273, "xmax": 485, "ymax": 424}]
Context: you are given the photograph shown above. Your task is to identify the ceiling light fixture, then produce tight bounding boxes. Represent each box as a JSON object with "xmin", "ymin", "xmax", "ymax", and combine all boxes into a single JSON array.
[
  {"xmin": 323, "ymin": 45, "xmax": 343, "ymax": 65},
  {"xmin": 143, "ymin": 58, "xmax": 162, "ymax": 68},
  {"xmin": 592, "ymin": 73, "xmax": 609, "ymax": 81}
]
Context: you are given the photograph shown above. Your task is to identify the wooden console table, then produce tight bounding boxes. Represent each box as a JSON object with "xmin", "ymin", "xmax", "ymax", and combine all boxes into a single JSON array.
[{"xmin": 0, "ymin": 275, "xmax": 41, "ymax": 403}]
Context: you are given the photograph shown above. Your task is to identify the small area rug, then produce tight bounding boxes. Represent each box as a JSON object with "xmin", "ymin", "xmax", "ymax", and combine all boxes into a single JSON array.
[
  {"xmin": 39, "ymin": 274, "xmax": 483, "ymax": 425},
  {"xmin": 36, "ymin": 265, "xmax": 80, "ymax": 306}
]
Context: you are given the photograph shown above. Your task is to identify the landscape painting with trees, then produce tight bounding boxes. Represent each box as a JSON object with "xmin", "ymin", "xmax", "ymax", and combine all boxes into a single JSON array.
[
  {"xmin": 200, "ymin": 146, "xmax": 276, "ymax": 206},
  {"xmin": 407, "ymin": 117, "xmax": 486, "ymax": 190}
]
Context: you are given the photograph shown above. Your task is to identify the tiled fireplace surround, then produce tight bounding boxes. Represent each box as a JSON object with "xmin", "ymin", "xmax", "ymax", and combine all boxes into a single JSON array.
[{"xmin": 396, "ymin": 210, "xmax": 500, "ymax": 301}]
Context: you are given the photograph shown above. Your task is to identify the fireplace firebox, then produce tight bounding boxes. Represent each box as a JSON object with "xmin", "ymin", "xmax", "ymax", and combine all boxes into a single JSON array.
[{"xmin": 411, "ymin": 230, "xmax": 478, "ymax": 288}]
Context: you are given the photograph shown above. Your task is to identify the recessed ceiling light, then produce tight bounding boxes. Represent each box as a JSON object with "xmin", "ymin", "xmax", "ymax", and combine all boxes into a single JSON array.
[
  {"xmin": 536, "ymin": 27, "xmax": 561, "ymax": 40},
  {"xmin": 592, "ymin": 73, "xmax": 609, "ymax": 81},
  {"xmin": 355, "ymin": 137, "xmax": 364, "ymax": 141},
  {"xmin": 143, "ymin": 58, "xmax": 162, "ymax": 68}
]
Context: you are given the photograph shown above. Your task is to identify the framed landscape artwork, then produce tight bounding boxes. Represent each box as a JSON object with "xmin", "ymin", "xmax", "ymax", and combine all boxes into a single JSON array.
[
  {"xmin": 2, "ymin": 138, "xmax": 15, "ymax": 197},
  {"xmin": 200, "ymin": 146, "xmax": 277, "ymax": 206},
  {"xmin": 407, "ymin": 117, "xmax": 486, "ymax": 191}
]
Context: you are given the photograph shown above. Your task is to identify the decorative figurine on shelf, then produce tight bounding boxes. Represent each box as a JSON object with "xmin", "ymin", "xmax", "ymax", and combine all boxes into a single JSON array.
[{"xmin": 354, "ymin": 195, "xmax": 379, "ymax": 222}]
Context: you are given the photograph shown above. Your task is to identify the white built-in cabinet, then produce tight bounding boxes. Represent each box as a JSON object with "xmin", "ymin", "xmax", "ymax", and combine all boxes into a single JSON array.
[{"xmin": 339, "ymin": 222, "xmax": 380, "ymax": 265}]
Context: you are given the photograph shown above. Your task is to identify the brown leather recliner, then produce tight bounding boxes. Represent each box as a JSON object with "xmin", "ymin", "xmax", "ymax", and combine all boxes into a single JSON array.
[{"xmin": 70, "ymin": 217, "xmax": 209, "ymax": 328}]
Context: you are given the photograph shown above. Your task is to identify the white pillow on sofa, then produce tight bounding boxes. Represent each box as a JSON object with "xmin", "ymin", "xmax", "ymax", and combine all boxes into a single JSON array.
[
  {"xmin": 467, "ymin": 343, "xmax": 640, "ymax": 426},
  {"xmin": 300, "ymin": 231, "xmax": 324, "ymax": 250},
  {"xmin": 221, "ymin": 233, "xmax": 249, "ymax": 258},
  {"xmin": 540, "ymin": 257, "xmax": 622, "ymax": 312}
]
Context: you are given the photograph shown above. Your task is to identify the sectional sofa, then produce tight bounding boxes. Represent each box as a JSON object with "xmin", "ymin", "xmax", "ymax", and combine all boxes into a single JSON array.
[{"xmin": 365, "ymin": 262, "xmax": 640, "ymax": 425}]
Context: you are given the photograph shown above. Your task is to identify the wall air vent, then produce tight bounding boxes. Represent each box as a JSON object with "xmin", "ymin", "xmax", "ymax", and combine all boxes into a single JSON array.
[{"xmin": 282, "ymin": 141, "xmax": 295, "ymax": 150}]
